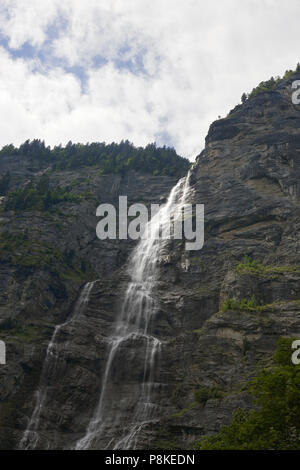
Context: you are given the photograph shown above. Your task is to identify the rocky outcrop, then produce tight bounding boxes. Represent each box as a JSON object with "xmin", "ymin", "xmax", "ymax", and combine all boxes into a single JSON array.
[
  {"xmin": 157, "ymin": 71, "xmax": 300, "ymax": 448},
  {"xmin": 1, "ymin": 72, "xmax": 300, "ymax": 449},
  {"xmin": 0, "ymin": 167, "xmax": 178, "ymax": 449}
]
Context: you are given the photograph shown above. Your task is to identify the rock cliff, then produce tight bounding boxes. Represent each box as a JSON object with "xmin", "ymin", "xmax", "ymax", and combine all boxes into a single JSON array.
[{"xmin": 1, "ymin": 72, "xmax": 300, "ymax": 449}]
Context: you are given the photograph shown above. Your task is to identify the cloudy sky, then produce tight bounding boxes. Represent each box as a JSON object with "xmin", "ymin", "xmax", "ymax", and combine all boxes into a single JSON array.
[{"xmin": 0, "ymin": 0, "xmax": 299, "ymax": 159}]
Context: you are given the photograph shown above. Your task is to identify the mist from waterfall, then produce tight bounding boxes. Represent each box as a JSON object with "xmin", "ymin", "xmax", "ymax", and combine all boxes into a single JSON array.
[
  {"xmin": 19, "ymin": 281, "xmax": 95, "ymax": 450},
  {"xmin": 75, "ymin": 174, "xmax": 191, "ymax": 450}
]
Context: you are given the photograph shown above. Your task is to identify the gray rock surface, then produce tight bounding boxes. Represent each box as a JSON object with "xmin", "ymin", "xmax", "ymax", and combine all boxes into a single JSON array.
[{"xmin": 1, "ymin": 73, "xmax": 300, "ymax": 449}]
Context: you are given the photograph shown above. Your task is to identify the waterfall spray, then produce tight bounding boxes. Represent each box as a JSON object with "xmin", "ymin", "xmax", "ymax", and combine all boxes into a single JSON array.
[
  {"xmin": 19, "ymin": 281, "xmax": 95, "ymax": 450},
  {"xmin": 75, "ymin": 174, "xmax": 191, "ymax": 450}
]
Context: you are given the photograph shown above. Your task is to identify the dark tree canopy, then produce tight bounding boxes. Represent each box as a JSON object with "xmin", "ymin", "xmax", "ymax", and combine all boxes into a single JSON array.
[{"xmin": 0, "ymin": 139, "xmax": 190, "ymax": 177}]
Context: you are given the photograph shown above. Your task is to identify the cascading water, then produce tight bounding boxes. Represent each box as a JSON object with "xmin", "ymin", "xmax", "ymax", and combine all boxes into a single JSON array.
[
  {"xmin": 75, "ymin": 174, "xmax": 191, "ymax": 450},
  {"xmin": 19, "ymin": 281, "xmax": 95, "ymax": 450}
]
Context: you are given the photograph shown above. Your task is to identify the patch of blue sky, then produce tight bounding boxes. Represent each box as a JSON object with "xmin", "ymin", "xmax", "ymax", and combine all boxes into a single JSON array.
[
  {"xmin": 0, "ymin": 31, "xmax": 90, "ymax": 93},
  {"xmin": 115, "ymin": 52, "xmax": 146, "ymax": 75},
  {"xmin": 0, "ymin": 34, "xmax": 35, "ymax": 59},
  {"xmin": 92, "ymin": 54, "xmax": 109, "ymax": 69},
  {"xmin": 154, "ymin": 129, "xmax": 176, "ymax": 151},
  {"xmin": 0, "ymin": 15, "xmax": 153, "ymax": 97},
  {"xmin": 0, "ymin": 40, "xmax": 149, "ymax": 96}
]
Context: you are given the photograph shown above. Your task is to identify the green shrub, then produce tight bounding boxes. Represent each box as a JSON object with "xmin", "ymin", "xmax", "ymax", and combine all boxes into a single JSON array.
[
  {"xmin": 194, "ymin": 386, "xmax": 224, "ymax": 406},
  {"xmin": 195, "ymin": 338, "xmax": 300, "ymax": 450},
  {"xmin": 221, "ymin": 298, "xmax": 239, "ymax": 311},
  {"xmin": 249, "ymin": 76, "xmax": 281, "ymax": 98},
  {"xmin": 193, "ymin": 328, "xmax": 202, "ymax": 334},
  {"xmin": 241, "ymin": 65, "xmax": 299, "ymax": 103},
  {"xmin": 237, "ymin": 255, "xmax": 261, "ymax": 270},
  {"xmin": 221, "ymin": 296, "xmax": 259, "ymax": 312},
  {"xmin": 5, "ymin": 176, "xmax": 80, "ymax": 212},
  {"xmin": 273, "ymin": 337, "xmax": 299, "ymax": 366},
  {"xmin": 235, "ymin": 256, "xmax": 299, "ymax": 277}
]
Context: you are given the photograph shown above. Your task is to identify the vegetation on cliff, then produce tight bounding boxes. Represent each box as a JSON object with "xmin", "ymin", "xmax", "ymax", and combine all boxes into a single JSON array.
[
  {"xmin": 221, "ymin": 295, "xmax": 261, "ymax": 312},
  {"xmin": 4, "ymin": 174, "xmax": 82, "ymax": 211},
  {"xmin": 235, "ymin": 256, "xmax": 300, "ymax": 277},
  {"xmin": 0, "ymin": 230, "xmax": 93, "ymax": 282},
  {"xmin": 0, "ymin": 139, "xmax": 190, "ymax": 177},
  {"xmin": 196, "ymin": 338, "xmax": 300, "ymax": 450},
  {"xmin": 241, "ymin": 63, "xmax": 300, "ymax": 103},
  {"xmin": 0, "ymin": 171, "xmax": 10, "ymax": 195}
]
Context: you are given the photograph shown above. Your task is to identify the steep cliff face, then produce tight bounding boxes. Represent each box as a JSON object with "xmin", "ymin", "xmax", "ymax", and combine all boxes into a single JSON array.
[
  {"xmin": 1, "ymin": 72, "xmax": 300, "ymax": 449},
  {"xmin": 0, "ymin": 163, "xmax": 178, "ymax": 449},
  {"xmin": 157, "ymin": 71, "xmax": 300, "ymax": 448}
]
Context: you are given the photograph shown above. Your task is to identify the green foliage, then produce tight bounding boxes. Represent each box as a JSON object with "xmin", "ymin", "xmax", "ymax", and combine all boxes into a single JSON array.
[
  {"xmin": 283, "ymin": 69, "xmax": 296, "ymax": 80},
  {"xmin": 0, "ymin": 325, "xmax": 46, "ymax": 343},
  {"xmin": 236, "ymin": 255, "xmax": 261, "ymax": 272},
  {"xmin": 194, "ymin": 386, "xmax": 224, "ymax": 406},
  {"xmin": 249, "ymin": 76, "xmax": 281, "ymax": 99},
  {"xmin": 0, "ymin": 231, "xmax": 94, "ymax": 281},
  {"xmin": 193, "ymin": 328, "xmax": 202, "ymax": 334},
  {"xmin": 0, "ymin": 139, "xmax": 190, "ymax": 177},
  {"xmin": 5, "ymin": 175, "xmax": 80, "ymax": 212},
  {"xmin": 273, "ymin": 337, "xmax": 299, "ymax": 366},
  {"xmin": 221, "ymin": 298, "xmax": 237, "ymax": 311},
  {"xmin": 221, "ymin": 295, "xmax": 259, "ymax": 312},
  {"xmin": 0, "ymin": 171, "xmax": 10, "ymax": 195},
  {"xmin": 195, "ymin": 338, "xmax": 300, "ymax": 450},
  {"xmin": 0, "ymin": 231, "xmax": 29, "ymax": 256},
  {"xmin": 241, "ymin": 92, "xmax": 247, "ymax": 104},
  {"xmin": 235, "ymin": 255, "xmax": 299, "ymax": 277},
  {"xmin": 241, "ymin": 64, "xmax": 299, "ymax": 102},
  {"xmin": 171, "ymin": 402, "xmax": 198, "ymax": 418}
]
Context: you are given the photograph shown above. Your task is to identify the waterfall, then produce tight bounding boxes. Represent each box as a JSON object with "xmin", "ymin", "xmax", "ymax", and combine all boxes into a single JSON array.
[
  {"xmin": 75, "ymin": 174, "xmax": 191, "ymax": 450},
  {"xmin": 19, "ymin": 281, "xmax": 95, "ymax": 450}
]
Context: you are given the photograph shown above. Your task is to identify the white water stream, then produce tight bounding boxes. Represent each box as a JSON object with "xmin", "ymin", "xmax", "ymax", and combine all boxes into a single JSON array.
[
  {"xmin": 76, "ymin": 174, "xmax": 191, "ymax": 450},
  {"xmin": 19, "ymin": 281, "xmax": 95, "ymax": 449}
]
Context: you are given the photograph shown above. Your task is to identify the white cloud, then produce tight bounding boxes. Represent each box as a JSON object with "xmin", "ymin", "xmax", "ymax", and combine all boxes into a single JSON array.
[
  {"xmin": 0, "ymin": 0, "xmax": 60, "ymax": 48},
  {"xmin": 0, "ymin": 0, "xmax": 300, "ymax": 159}
]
